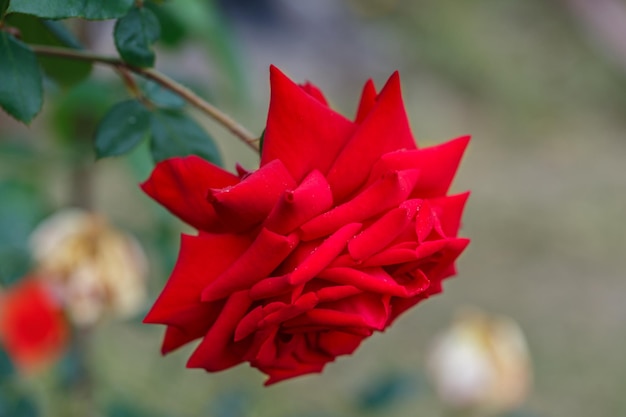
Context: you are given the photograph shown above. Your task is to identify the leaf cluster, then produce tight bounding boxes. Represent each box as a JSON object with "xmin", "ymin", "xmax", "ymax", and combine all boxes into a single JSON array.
[{"xmin": 0, "ymin": 0, "xmax": 227, "ymax": 164}]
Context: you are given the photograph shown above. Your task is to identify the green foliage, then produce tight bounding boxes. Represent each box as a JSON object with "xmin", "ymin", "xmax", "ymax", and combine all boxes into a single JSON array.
[
  {"xmin": 52, "ymin": 80, "xmax": 118, "ymax": 146},
  {"xmin": 114, "ymin": 6, "xmax": 161, "ymax": 68},
  {"xmin": 0, "ymin": 247, "xmax": 31, "ymax": 287},
  {"xmin": 0, "ymin": 32, "xmax": 42, "ymax": 123},
  {"xmin": 140, "ymin": 79, "xmax": 185, "ymax": 109},
  {"xmin": 208, "ymin": 390, "xmax": 250, "ymax": 417},
  {"xmin": 258, "ymin": 129, "xmax": 265, "ymax": 153},
  {"xmin": 0, "ymin": 181, "xmax": 47, "ymax": 248},
  {"xmin": 38, "ymin": 19, "xmax": 82, "ymax": 49},
  {"xmin": 5, "ymin": 14, "xmax": 91, "ymax": 87},
  {"xmin": 0, "ymin": 181, "xmax": 46, "ymax": 286},
  {"xmin": 94, "ymin": 100, "xmax": 151, "ymax": 159},
  {"xmin": 355, "ymin": 372, "xmax": 418, "ymax": 411},
  {"xmin": 144, "ymin": 1, "xmax": 187, "ymax": 47},
  {"xmin": 149, "ymin": 110, "xmax": 222, "ymax": 165},
  {"xmin": 0, "ymin": 388, "xmax": 39, "ymax": 417},
  {"xmin": 0, "ymin": 0, "xmax": 10, "ymax": 18},
  {"xmin": 0, "ymin": 347, "xmax": 15, "ymax": 381},
  {"xmin": 106, "ymin": 402, "xmax": 151, "ymax": 417},
  {"xmin": 7, "ymin": 0, "xmax": 133, "ymax": 20}
]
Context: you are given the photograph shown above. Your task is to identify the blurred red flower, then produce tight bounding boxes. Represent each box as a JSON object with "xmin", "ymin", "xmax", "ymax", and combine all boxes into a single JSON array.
[
  {"xmin": 142, "ymin": 66, "xmax": 470, "ymax": 385},
  {"xmin": 0, "ymin": 278, "xmax": 69, "ymax": 371}
]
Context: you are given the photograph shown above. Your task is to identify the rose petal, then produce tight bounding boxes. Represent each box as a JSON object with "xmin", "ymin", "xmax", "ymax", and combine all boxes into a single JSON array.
[
  {"xmin": 144, "ymin": 233, "xmax": 251, "ymax": 325},
  {"xmin": 235, "ymin": 163, "xmax": 251, "ymax": 178},
  {"xmin": 418, "ymin": 238, "xmax": 470, "ymax": 280},
  {"xmin": 263, "ymin": 170, "xmax": 333, "ymax": 235},
  {"xmin": 415, "ymin": 200, "xmax": 435, "ymax": 242},
  {"xmin": 261, "ymin": 293, "xmax": 318, "ymax": 328},
  {"xmin": 248, "ymin": 275, "xmax": 292, "ymax": 301},
  {"xmin": 321, "ymin": 293, "xmax": 390, "ymax": 330},
  {"xmin": 201, "ymin": 228, "xmax": 299, "ymax": 302},
  {"xmin": 429, "ymin": 192, "xmax": 470, "ymax": 238},
  {"xmin": 368, "ymin": 135, "xmax": 470, "ymax": 198},
  {"xmin": 348, "ymin": 207, "xmax": 414, "ymax": 261},
  {"xmin": 388, "ymin": 295, "xmax": 429, "ymax": 324},
  {"xmin": 326, "ymin": 72, "xmax": 417, "ymax": 203},
  {"xmin": 415, "ymin": 240, "xmax": 448, "ymax": 259},
  {"xmin": 316, "ymin": 330, "xmax": 365, "ymax": 357},
  {"xmin": 355, "ymin": 79, "xmax": 377, "ymax": 123},
  {"xmin": 263, "ymin": 362, "xmax": 326, "ymax": 386},
  {"xmin": 161, "ymin": 323, "xmax": 216, "ymax": 355},
  {"xmin": 300, "ymin": 169, "xmax": 420, "ymax": 241},
  {"xmin": 308, "ymin": 283, "xmax": 363, "ymax": 303},
  {"xmin": 141, "ymin": 156, "xmax": 239, "ymax": 231},
  {"xmin": 290, "ymin": 223, "xmax": 362, "ymax": 285},
  {"xmin": 186, "ymin": 291, "xmax": 252, "ymax": 371},
  {"xmin": 363, "ymin": 248, "xmax": 418, "ymax": 267},
  {"xmin": 285, "ymin": 309, "xmax": 370, "ymax": 329},
  {"xmin": 261, "ymin": 66, "xmax": 356, "ymax": 182},
  {"xmin": 300, "ymin": 81, "xmax": 329, "ymax": 106},
  {"xmin": 233, "ymin": 306, "xmax": 264, "ymax": 342},
  {"xmin": 317, "ymin": 267, "xmax": 415, "ymax": 297},
  {"xmin": 208, "ymin": 159, "xmax": 296, "ymax": 232}
]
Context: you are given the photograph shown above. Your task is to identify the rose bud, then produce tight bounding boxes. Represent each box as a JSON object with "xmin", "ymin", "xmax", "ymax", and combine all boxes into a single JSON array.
[
  {"xmin": 142, "ymin": 66, "xmax": 470, "ymax": 385},
  {"xmin": 427, "ymin": 309, "xmax": 532, "ymax": 415},
  {"xmin": 0, "ymin": 278, "xmax": 69, "ymax": 371},
  {"xmin": 29, "ymin": 209, "xmax": 148, "ymax": 327}
]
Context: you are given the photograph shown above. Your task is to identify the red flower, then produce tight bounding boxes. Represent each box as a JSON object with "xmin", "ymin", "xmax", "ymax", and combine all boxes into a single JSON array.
[
  {"xmin": 142, "ymin": 66, "xmax": 470, "ymax": 385},
  {"xmin": 0, "ymin": 279, "xmax": 69, "ymax": 371}
]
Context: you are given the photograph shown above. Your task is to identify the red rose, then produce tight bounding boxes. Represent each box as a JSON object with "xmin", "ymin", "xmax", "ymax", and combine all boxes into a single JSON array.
[
  {"xmin": 142, "ymin": 66, "xmax": 470, "ymax": 385},
  {"xmin": 0, "ymin": 278, "xmax": 69, "ymax": 371}
]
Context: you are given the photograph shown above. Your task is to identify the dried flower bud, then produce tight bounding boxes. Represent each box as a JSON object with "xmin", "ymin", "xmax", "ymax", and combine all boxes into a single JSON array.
[
  {"xmin": 29, "ymin": 209, "xmax": 147, "ymax": 327},
  {"xmin": 427, "ymin": 309, "xmax": 532, "ymax": 415}
]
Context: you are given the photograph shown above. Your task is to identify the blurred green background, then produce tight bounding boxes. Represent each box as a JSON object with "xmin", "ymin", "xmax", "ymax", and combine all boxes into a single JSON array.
[{"xmin": 1, "ymin": 0, "xmax": 626, "ymax": 416}]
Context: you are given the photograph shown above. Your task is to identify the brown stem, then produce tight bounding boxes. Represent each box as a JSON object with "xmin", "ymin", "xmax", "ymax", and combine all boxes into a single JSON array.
[
  {"xmin": 115, "ymin": 67, "xmax": 154, "ymax": 109},
  {"xmin": 29, "ymin": 44, "xmax": 260, "ymax": 151}
]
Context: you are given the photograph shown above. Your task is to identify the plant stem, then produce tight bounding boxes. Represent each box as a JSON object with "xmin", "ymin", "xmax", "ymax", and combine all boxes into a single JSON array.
[{"xmin": 30, "ymin": 44, "xmax": 260, "ymax": 152}]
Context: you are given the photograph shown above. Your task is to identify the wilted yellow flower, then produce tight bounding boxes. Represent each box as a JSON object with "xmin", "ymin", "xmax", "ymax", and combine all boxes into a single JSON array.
[
  {"xmin": 29, "ymin": 209, "xmax": 147, "ymax": 327},
  {"xmin": 426, "ymin": 308, "xmax": 532, "ymax": 416}
]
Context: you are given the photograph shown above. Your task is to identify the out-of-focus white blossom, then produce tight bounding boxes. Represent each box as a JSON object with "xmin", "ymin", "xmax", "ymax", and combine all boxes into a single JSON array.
[
  {"xmin": 30, "ymin": 209, "xmax": 147, "ymax": 327},
  {"xmin": 427, "ymin": 308, "xmax": 532, "ymax": 416}
]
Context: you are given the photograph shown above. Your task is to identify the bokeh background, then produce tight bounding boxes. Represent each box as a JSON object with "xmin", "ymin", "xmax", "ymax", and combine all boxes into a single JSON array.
[{"xmin": 1, "ymin": 0, "xmax": 626, "ymax": 416}]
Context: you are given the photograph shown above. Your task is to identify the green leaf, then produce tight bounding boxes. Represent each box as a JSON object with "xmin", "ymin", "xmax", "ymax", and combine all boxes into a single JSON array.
[
  {"xmin": 106, "ymin": 402, "xmax": 149, "ymax": 417},
  {"xmin": 139, "ymin": 79, "xmax": 184, "ymax": 109},
  {"xmin": 1, "ymin": 0, "xmax": 10, "ymax": 18},
  {"xmin": 94, "ymin": 100, "xmax": 151, "ymax": 159},
  {"xmin": 0, "ymin": 347, "xmax": 15, "ymax": 381},
  {"xmin": 149, "ymin": 110, "xmax": 221, "ymax": 165},
  {"xmin": 114, "ymin": 6, "xmax": 160, "ymax": 68},
  {"xmin": 0, "ymin": 247, "xmax": 31, "ymax": 287},
  {"xmin": 0, "ymin": 181, "xmax": 48, "ymax": 248},
  {"xmin": 356, "ymin": 372, "xmax": 417, "ymax": 411},
  {"xmin": 0, "ymin": 32, "xmax": 43, "ymax": 123},
  {"xmin": 5, "ymin": 394, "xmax": 39, "ymax": 417},
  {"xmin": 144, "ymin": 1, "xmax": 187, "ymax": 47},
  {"xmin": 52, "ymin": 80, "xmax": 117, "ymax": 144},
  {"xmin": 7, "ymin": 0, "xmax": 133, "ymax": 19},
  {"xmin": 258, "ymin": 129, "xmax": 265, "ymax": 153},
  {"xmin": 5, "ymin": 14, "xmax": 91, "ymax": 87},
  {"xmin": 40, "ymin": 20, "xmax": 82, "ymax": 49}
]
